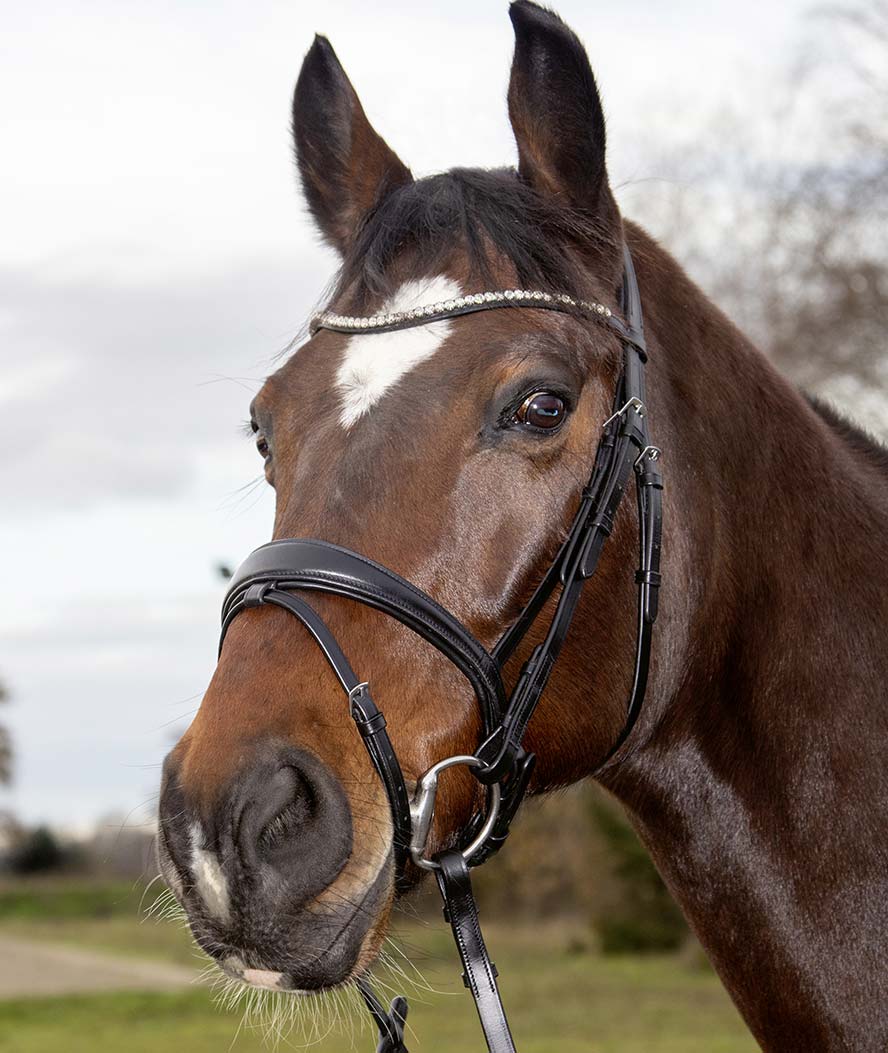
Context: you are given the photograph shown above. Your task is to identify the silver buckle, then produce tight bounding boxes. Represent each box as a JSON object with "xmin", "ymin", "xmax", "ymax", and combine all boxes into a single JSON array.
[
  {"xmin": 602, "ymin": 396, "xmax": 645, "ymax": 430},
  {"xmin": 347, "ymin": 681, "xmax": 371, "ymax": 721},
  {"xmin": 409, "ymin": 755, "xmax": 502, "ymax": 872},
  {"xmin": 634, "ymin": 445, "xmax": 661, "ymax": 469},
  {"xmin": 347, "ymin": 681, "xmax": 370, "ymax": 703}
]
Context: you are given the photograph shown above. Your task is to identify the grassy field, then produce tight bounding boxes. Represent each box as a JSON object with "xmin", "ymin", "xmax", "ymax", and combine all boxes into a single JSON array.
[{"xmin": 0, "ymin": 881, "xmax": 758, "ymax": 1052}]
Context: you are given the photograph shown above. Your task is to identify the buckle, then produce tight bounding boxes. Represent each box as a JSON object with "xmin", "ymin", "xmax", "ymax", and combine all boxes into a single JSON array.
[
  {"xmin": 347, "ymin": 681, "xmax": 371, "ymax": 705},
  {"xmin": 348, "ymin": 682, "xmax": 388, "ymax": 736},
  {"xmin": 634, "ymin": 445, "xmax": 661, "ymax": 470},
  {"xmin": 602, "ymin": 396, "xmax": 645, "ymax": 430}
]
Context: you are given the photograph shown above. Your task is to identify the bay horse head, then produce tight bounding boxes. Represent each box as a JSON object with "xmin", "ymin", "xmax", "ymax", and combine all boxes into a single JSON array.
[
  {"xmin": 158, "ymin": 0, "xmax": 658, "ymax": 1011},
  {"xmin": 157, "ymin": 0, "xmax": 888, "ymax": 1048}
]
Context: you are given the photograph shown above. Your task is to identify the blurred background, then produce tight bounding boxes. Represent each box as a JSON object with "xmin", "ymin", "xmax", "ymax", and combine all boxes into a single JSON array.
[{"xmin": 0, "ymin": 1, "xmax": 885, "ymax": 1050}]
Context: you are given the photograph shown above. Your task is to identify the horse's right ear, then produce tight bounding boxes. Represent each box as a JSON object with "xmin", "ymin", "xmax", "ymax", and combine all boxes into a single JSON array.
[
  {"xmin": 507, "ymin": 1, "xmax": 616, "ymax": 221},
  {"xmin": 292, "ymin": 36, "xmax": 412, "ymax": 253}
]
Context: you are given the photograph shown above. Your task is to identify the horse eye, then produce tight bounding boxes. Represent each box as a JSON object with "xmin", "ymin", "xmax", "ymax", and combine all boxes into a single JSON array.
[
  {"xmin": 515, "ymin": 392, "xmax": 567, "ymax": 431},
  {"xmin": 256, "ymin": 436, "xmax": 269, "ymax": 458}
]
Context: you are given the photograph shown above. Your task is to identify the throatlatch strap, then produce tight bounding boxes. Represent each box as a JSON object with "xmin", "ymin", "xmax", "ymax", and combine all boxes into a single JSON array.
[{"xmin": 435, "ymin": 851, "xmax": 517, "ymax": 1053}]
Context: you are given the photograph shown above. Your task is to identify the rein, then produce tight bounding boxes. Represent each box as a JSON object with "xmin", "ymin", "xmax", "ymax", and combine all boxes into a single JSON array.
[{"xmin": 219, "ymin": 241, "xmax": 663, "ymax": 1052}]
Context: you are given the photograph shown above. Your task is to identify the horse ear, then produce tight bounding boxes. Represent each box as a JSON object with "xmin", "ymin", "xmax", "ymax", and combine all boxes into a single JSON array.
[
  {"xmin": 292, "ymin": 36, "xmax": 413, "ymax": 252},
  {"xmin": 507, "ymin": 1, "xmax": 614, "ymax": 217}
]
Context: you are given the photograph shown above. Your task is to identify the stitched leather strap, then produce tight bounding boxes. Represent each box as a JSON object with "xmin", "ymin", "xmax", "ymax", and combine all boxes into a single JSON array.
[
  {"xmin": 435, "ymin": 851, "xmax": 517, "ymax": 1053},
  {"xmin": 220, "ymin": 587, "xmax": 413, "ymax": 878},
  {"xmin": 476, "ymin": 242, "xmax": 661, "ymax": 786},
  {"xmin": 222, "ymin": 538, "xmax": 506, "ymax": 735},
  {"xmin": 590, "ymin": 443, "xmax": 663, "ymax": 772}
]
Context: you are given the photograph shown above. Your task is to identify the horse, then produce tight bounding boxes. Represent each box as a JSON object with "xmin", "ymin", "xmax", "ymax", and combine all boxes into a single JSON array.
[{"xmin": 157, "ymin": 2, "xmax": 888, "ymax": 1050}]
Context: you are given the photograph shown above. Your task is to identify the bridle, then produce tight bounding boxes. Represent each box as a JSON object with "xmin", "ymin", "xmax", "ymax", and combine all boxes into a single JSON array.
[
  {"xmin": 219, "ymin": 241, "xmax": 663, "ymax": 1052},
  {"xmin": 220, "ymin": 243, "xmax": 662, "ymax": 1051}
]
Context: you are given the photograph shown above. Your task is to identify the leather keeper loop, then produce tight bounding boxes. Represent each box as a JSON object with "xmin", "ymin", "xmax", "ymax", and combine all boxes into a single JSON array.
[
  {"xmin": 590, "ymin": 511, "xmax": 615, "ymax": 536},
  {"xmin": 243, "ymin": 581, "xmax": 275, "ymax": 607},
  {"xmin": 352, "ymin": 708, "xmax": 388, "ymax": 736}
]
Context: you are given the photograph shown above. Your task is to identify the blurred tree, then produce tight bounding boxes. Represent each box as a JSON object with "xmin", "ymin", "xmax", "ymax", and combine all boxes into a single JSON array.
[
  {"xmin": 627, "ymin": 0, "xmax": 888, "ymax": 430},
  {"xmin": 472, "ymin": 784, "xmax": 611, "ymax": 924},
  {"xmin": 8, "ymin": 826, "xmax": 66, "ymax": 874},
  {"xmin": 467, "ymin": 783, "xmax": 690, "ymax": 957},
  {"xmin": 0, "ymin": 679, "xmax": 12, "ymax": 785},
  {"xmin": 588, "ymin": 793, "xmax": 688, "ymax": 954}
]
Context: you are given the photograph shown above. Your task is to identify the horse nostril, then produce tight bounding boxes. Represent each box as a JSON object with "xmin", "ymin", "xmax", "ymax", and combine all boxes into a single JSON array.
[
  {"xmin": 258, "ymin": 768, "xmax": 316, "ymax": 852},
  {"xmin": 229, "ymin": 746, "xmax": 353, "ymax": 901},
  {"xmin": 158, "ymin": 744, "xmax": 354, "ymax": 926}
]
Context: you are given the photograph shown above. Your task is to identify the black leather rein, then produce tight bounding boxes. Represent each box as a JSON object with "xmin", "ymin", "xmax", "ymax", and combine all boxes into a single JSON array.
[{"xmin": 218, "ymin": 241, "xmax": 663, "ymax": 1053}]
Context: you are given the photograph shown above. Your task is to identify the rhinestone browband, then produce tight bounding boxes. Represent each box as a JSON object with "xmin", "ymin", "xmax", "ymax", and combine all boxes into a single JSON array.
[{"xmin": 311, "ymin": 288, "xmax": 613, "ymax": 336}]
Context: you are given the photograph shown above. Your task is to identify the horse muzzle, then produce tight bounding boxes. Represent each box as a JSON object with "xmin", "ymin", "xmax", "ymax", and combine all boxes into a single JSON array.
[{"xmin": 157, "ymin": 739, "xmax": 391, "ymax": 990}]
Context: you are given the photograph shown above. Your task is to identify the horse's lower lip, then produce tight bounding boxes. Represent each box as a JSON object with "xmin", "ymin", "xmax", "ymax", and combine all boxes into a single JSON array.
[
  {"xmin": 222, "ymin": 963, "xmax": 358, "ymax": 995},
  {"xmin": 219, "ymin": 959, "xmax": 311, "ymax": 993},
  {"xmin": 241, "ymin": 968, "xmax": 294, "ymax": 991}
]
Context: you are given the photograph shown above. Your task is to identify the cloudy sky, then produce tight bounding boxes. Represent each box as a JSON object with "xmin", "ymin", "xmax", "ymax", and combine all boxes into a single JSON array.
[{"xmin": 1, "ymin": 0, "xmax": 823, "ymax": 829}]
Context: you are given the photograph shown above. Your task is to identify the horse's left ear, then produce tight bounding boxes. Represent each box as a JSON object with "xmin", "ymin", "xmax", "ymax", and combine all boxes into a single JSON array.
[
  {"xmin": 292, "ymin": 36, "xmax": 413, "ymax": 253},
  {"xmin": 507, "ymin": 1, "xmax": 616, "ymax": 221}
]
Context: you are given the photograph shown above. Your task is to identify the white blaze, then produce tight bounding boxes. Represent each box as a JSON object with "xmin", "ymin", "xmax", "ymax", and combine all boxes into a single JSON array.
[
  {"xmin": 335, "ymin": 276, "xmax": 462, "ymax": 428},
  {"xmin": 190, "ymin": 823, "xmax": 231, "ymax": 924}
]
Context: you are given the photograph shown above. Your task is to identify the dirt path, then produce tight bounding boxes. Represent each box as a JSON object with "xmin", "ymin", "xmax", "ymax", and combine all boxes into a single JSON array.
[{"xmin": 0, "ymin": 936, "xmax": 200, "ymax": 998}]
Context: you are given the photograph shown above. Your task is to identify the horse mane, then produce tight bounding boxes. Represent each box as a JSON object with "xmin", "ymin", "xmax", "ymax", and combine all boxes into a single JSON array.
[
  {"xmin": 808, "ymin": 395, "xmax": 888, "ymax": 475},
  {"xmin": 337, "ymin": 167, "xmax": 617, "ymax": 307},
  {"xmin": 334, "ymin": 164, "xmax": 888, "ymax": 484}
]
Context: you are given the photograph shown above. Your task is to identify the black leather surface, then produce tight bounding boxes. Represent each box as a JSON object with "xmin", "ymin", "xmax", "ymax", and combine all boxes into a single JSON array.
[
  {"xmin": 222, "ymin": 539, "xmax": 506, "ymax": 733},
  {"xmin": 436, "ymin": 850, "xmax": 517, "ymax": 1053},
  {"xmin": 221, "ymin": 588, "xmax": 413, "ymax": 879},
  {"xmin": 357, "ymin": 978, "xmax": 410, "ymax": 1053}
]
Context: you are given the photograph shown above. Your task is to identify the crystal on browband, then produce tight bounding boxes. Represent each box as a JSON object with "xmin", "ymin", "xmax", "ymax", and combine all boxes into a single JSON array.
[{"xmin": 311, "ymin": 288, "xmax": 612, "ymax": 335}]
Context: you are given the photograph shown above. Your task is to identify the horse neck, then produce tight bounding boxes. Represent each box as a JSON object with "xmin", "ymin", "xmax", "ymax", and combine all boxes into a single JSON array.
[{"xmin": 604, "ymin": 224, "xmax": 888, "ymax": 1050}]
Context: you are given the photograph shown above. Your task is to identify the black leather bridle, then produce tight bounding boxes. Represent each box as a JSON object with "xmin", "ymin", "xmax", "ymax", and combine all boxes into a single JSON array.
[{"xmin": 219, "ymin": 241, "xmax": 663, "ymax": 1052}]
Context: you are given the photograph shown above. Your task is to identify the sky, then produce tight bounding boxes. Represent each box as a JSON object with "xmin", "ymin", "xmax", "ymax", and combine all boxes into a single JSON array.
[{"xmin": 0, "ymin": 0, "xmax": 826, "ymax": 829}]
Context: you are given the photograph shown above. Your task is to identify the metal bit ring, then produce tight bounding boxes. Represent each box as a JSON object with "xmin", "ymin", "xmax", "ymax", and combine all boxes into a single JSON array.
[{"xmin": 408, "ymin": 755, "xmax": 502, "ymax": 872}]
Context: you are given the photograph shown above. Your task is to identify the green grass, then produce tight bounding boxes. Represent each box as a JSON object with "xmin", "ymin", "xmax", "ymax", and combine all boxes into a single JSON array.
[
  {"xmin": 0, "ymin": 882, "xmax": 758, "ymax": 1052},
  {"xmin": 0, "ymin": 879, "xmax": 149, "ymax": 922},
  {"xmin": 0, "ymin": 879, "xmax": 198, "ymax": 964},
  {"xmin": 0, "ymin": 952, "xmax": 757, "ymax": 1053}
]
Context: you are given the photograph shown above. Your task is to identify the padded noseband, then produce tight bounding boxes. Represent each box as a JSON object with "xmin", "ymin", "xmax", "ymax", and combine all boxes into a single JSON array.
[{"xmin": 222, "ymin": 537, "xmax": 507, "ymax": 733}]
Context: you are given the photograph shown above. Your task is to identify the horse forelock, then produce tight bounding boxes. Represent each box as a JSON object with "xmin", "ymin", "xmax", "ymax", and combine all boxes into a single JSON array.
[{"xmin": 333, "ymin": 167, "xmax": 622, "ymax": 309}]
